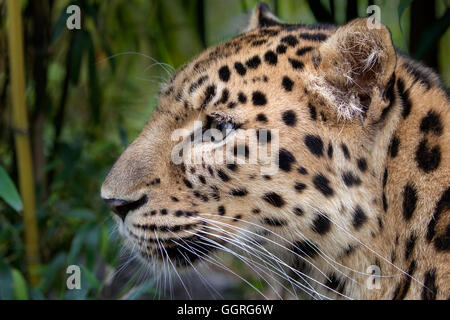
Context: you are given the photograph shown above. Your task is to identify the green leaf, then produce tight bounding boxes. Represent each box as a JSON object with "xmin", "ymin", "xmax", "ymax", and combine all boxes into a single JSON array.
[
  {"xmin": 51, "ymin": 1, "xmax": 75, "ymax": 44},
  {"xmin": 397, "ymin": 0, "xmax": 413, "ymax": 52},
  {"xmin": 0, "ymin": 262, "xmax": 13, "ymax": 300},
  {"xmin": 0, "ymin": 166, "xmax": 23, "ymax": 212},
  {"xmin": 70, "ymin": 30, "xmax": 88, "ymax": 85},
  {"xmin": 414, "ymin": 9, "xmax": 450, "ymax": 60},
  {"xmin": 86, "ymin": 32, "xmax": 102, "ymax": 123},
  {"xmin": 66, "ymin": 208, "xmax": 96, "ymax": 221},
  {"xmin": 11, "ymin": 268, "xmax": 28, "ymax": 300},
  {"xmin": 38, "ymin": 253, "xmax": 67, "ymax": 293},
  {"xmin": 67, "ymin": 226, "xmax": 88, "ymax": 264},
  {"xmin": 398, "ymin": 0, "xmax": 413, "ymax": 21},
  {"xmin": 80, "ymin": 265, "xmax": 101, "ymax": 291}
]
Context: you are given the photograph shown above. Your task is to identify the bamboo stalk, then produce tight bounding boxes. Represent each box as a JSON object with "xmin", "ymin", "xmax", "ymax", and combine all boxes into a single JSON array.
[{"xmin": 6, "ymin": 0, "xmax": 40, "ymax": 286}]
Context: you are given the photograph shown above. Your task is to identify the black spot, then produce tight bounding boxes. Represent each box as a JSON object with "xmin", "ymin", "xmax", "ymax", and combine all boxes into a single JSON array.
[
  {"xmin": 327, "ymin": 143, "xmax": 333, "ymax": 159},
  {"xmin": 421, "ymin": 269, "xmax": 437, "ymax": 300},
  {"xmin": 183, "ymin": 179, "xmax": 193, "ymax": 189},
  {"xmin": 276, "ymin": 44, "xmax": 287, "ymax": 54},
  {"xmin": 403, "ymin": 61, "xmax": 432, "ymax": 90},
  {"xmin": 296, "ymin": 46, "xmax": 313, "ymax": 56},
  {"xmin": 226, "ymin": 163, "xmax": 238, "ymax": 171},
  {"xmin": 256, "ymin": 113, "xmax": 268, "ymax": 123},
  {"xmin": 227, "ymin": 101, "xmax": 237, "ymax": 109},
  {"xmin": 282, "ymin": 110, "xmax": 297, "ymax": 126},
  {"xmin": 234, "ymin": 62, "xmax": 246, "ymax": 76},
  {"xmin": 352, "ymin": 206, "xmax": 367, "ymax": 230},
  {"xmin": 298, "ymin": 167, "xmax": 308, "ymax": 175},
  {"xmin": 434, "ymin": 224, "xmax": 450, "ymax": 252},
  {"xmin": 404, "ymin": 233, "xmax": 417, "ymax": 260},
  {"xmin": 341, "ymin": 143, "xmax": 350, "ymax": 160},
  {"xmin": 308, "ymin": 103, "xmax": 317, "ymax": 121},
  {"xmin": 288, "ymin": 58, "xmax": 304, "ymax": 70},
  {"xmin": 238, "ymin": 92, "xmax": 247, "ymax": 104},
  {"xmin": 252, "ymin": 91, "xmax": 267, "ymax": 106},
  {"xmin": 264, "ymin": 50, "xmax": 278, "ymax": 65},
  {"xmin": 217, "ymin": 170, "xmax": 230, "ymax": 182},
  {"xmin": 262, "ymin": 192, "xmax": 285, "ymax": 207},
  {"xmin": 377, "ymin": 216, "xmax": 384, "ymax": 230},
  {"xmin": 251, "ymin": 39, "xmax": 267, "ymax": 46},
  {"xmin": 299, "ymin": 33, "xmax": 327, "ymax": 41},
  {"xmin": 294, "ymin": 182, "xmax": 307, "ymax": 193},
  {"xmin": 208, "ymin": 166, "xmax": 214, "ymax": 176},
  {"xmin": 201, "ymin": 85, "xmax": 216, "ymax": 108},
  {"xmin": 219, "ymin": 88, "xmax": 229, "ymax": 104},
  {"xmin": 292, "ymin": 240, "xmax": 318, "ymax": 258},
  {"xmin": 281, "ymin": 35, "xmax": 298, "ymax": 47},
  {"xmin": 262, "ymin": 217, "xmax": 287, "ymax": 227},
  {"xmin": 233, "ymin": 214, "xmax": 242, "ymax": 221},
  {"xmin": 325, "ymin": 273, "xmax": 342, "ymax": 292},
  {"xmin": 293, "ymin": 207, "xmax": 304, "ymax": 216},
  {"xmin": 342, "ymin": 172, "xmax": 362, "ymax": 187},
  {"xmin": 389, "ymin": 136, "xmax": 400, "ymax": 158},
  {"xmin": 229, "ymin": 188, "xmax": 248, "ymax": 197},
  {"xmin": 427, "ymin": 187, "xmax": 450, "ymax": 241},
  {"xmin": 383, "ymin": 168, "xmax": 388, "ymax": 187},
  {"xmin": 278, "ymin": 149, "xmax": 296, "ymax": 172},
  {"xmin": 256, "ymin": 129, "xmax": 272, "ymax": 144},
  {"xmin": 402, "ymin": 183, "xmax": 418, "ymax": 221},
  {"xmin": 312, "ymin": 212, "xmax": 331, "ymax": 234},
  {"xmin": 420, "ymin": 111, "xmax": 443, "ymax": 136},
  {"xmin": 252, "ymin": 208, "xmax": 261, "ymax": 214},
  {"xmin": 218, "ymin": 65, "xmax": 230, "ymax": 82},
  {"xmin": 246, "ymin": 55, "xmax": 261, "ymax": 69},
  {"xmin": 313, "ymin": 174, "xmax": 334, "ymax": 197},
  {"xmin": 198, "ymin": 175, "xmax": 206, "ymax": 184},
  {"xmin": 392, "ymin": 260, "xmax": 416, "ymax": 300},
  {"xmin": 218, "ymin": 205, "xmax": 226, "ymax": 215},
  {"xmin": 304, "ymin": 135, "xmax": 324, "ymax": 157},
  {"xmin": 282, "ymin": 76, "xmax": 294, "ymax": 91},
  {"xmin": 382, "ymin": 193, "xmax": 388, "ymax": 212},
  {"xmin": 415, "ymin": 138, "xmax": 441, "ymax": 173},
  {"xmin": 357, "ymin": 158, "xmax": 367, "ymax": 172},
  {"xmin": 397, "ymin": 78, "xmax": 412, "ymax": 118},
  {"xmin": 160, "ymin": 209, "xmax": 168, "ymax": 215},
  {"xmin": 171, "ymin": 196, "xmax": 179, "ymax": 202}
]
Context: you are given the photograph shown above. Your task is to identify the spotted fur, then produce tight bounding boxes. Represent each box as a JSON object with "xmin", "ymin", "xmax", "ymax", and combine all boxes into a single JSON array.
[{"xmin": 101, "ymin": 3, "xmax": 449, "ymax": 300}]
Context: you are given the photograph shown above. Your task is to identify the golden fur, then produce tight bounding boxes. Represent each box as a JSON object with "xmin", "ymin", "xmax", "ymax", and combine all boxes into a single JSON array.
[{"xmin": 101, "ymin": 3, "xmax": 449, "ymax": 299}]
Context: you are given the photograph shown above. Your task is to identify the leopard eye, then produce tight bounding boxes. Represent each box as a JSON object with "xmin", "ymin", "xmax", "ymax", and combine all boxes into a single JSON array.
[{"xmin": 208, "ymin": 120, "xmax": 235, "ymax": 142}]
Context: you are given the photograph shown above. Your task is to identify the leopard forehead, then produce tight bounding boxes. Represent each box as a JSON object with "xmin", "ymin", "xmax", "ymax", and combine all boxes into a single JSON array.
[{"xmin": 158, "ymin": 24, "xmax": 335, "ymax": 116}]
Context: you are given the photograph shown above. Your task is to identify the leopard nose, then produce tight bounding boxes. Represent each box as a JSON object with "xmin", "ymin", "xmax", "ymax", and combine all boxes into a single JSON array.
[{"xmin": 103, "ymin": 195, "xmax": 148, "ymax": 221}]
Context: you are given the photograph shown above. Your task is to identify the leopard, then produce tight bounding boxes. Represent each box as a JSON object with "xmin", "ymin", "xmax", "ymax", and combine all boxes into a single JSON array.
[{"xmin": 101, "ymin": 2, "xmax": 449, "ymax": 300}]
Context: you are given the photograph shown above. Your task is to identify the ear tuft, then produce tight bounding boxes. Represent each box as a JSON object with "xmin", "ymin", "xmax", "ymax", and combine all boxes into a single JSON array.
[
  {"xmin": 310, "ymin": 18, "xmax": 397, "ymax": 121},
  {"xmin": 247, "ymin": 2, "xmax": 281, "ymax": 31}
]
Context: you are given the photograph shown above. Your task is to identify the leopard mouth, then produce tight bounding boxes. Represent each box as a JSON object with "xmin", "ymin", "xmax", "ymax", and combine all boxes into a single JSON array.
[{"xmin": 125, "ymin": 221, "xmax": 225, "ymax": 267}]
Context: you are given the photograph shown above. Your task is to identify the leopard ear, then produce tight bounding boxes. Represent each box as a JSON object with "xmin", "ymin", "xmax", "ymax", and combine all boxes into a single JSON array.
[
  {"xmin": 311, "ymin": 18, "xmax": 397, "ymax": 121},
  {"xmin": 247, "ymin": 2, "xmax": 281, "ymax": 31}
]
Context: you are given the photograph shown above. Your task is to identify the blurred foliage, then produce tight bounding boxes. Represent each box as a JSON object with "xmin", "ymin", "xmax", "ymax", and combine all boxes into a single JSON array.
[{"xmin": 0, "ymin": 0, "xmax": 449, "ymax": 300}]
